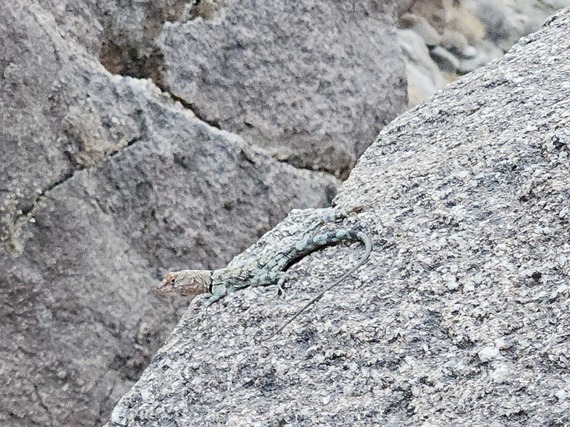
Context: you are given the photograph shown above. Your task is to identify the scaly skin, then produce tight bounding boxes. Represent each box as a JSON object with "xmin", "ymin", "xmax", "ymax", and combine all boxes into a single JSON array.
[{"xmin": 154, "ymin": 207, "xmax": 372, "ymax": 332}]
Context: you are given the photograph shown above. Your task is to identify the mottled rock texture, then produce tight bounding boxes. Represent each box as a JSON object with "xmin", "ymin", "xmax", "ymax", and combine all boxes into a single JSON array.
[
  {"xmin": 108, "ymin": 10, "xmax": 570, "ymax": 426},
  {"xmin": 398, "ymin": 0, "xmax": 570, "ymax": 106},
  {"xmin": 0, "ymin": 1, "xmax": 407, "ymax": 426},
  {"xmin": 156, "ymin": 0, "xmax": 407, "ymax": 178}
]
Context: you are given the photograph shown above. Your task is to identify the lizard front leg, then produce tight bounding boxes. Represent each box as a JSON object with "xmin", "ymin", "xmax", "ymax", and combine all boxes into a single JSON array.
[{"xmin": 203, "ymin": 285, "xmax": 228, "ymax": 308}]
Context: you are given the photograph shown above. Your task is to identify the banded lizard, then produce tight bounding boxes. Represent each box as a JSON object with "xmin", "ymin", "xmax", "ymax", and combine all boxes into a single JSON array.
[{"xmin": 155, "ymin": 207, "xmax": 372, "ymax": 334}]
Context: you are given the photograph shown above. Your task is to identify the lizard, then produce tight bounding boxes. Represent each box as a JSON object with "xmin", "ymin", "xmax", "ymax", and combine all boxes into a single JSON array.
[{"xmin": 154, "ymin": 207, "xmax": 372, "ymax": 334}]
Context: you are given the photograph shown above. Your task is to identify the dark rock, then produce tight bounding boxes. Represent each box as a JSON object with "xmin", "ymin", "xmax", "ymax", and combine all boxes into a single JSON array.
[{"xmin": 429, "ymin": 45, "xmax": 460, "ymax": 72}]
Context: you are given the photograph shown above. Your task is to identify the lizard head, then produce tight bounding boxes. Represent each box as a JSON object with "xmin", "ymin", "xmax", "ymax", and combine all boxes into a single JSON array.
[{"xmin": 154, "ymin": 270, "xmax": 212, "ymax": 297}]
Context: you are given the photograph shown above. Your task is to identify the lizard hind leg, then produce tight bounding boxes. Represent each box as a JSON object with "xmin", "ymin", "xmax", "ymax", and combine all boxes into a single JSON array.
[{"xmin": 276, "ymin": 275, "xmax": 287, "ymax": 295}]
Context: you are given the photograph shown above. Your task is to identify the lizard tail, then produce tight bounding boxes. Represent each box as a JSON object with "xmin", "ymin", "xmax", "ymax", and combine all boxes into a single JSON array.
[{"xmin": 268, "ymin": 231, "xmax": 372, "ymax": 339}]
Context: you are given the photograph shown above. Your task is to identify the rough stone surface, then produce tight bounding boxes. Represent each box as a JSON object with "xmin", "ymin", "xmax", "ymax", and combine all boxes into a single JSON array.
[
  {"xmin": 467, "ymin": 0, "xmax": 570, "ymax": 51},
  {"xmin": 96, "ymin": 0, "xmax": 188, "ymax": 78},
  {"xmin": 108, "ymin": 10, "xmax": 570, "ymax": 426},
  {"xmin": 36, "ymin": 0, "xmax": 189, "ymax": 78},
  {"xmin": 398, "ymin": 1, "xmax": 570, "ymax": 106},
  {"xmin": 156, "ymin": 0, "xmax": 407, "ymax": 178},
  {"xmin": 397, "ymin": 28, "xmax": 447, "ymax": 107},
  {"xmin": 30, "ymin": 1, "xmax": 408, "ymax": 179},
  {"xmin": 0, "ymin": 2, "xmax": 341, "ymax": 426}
]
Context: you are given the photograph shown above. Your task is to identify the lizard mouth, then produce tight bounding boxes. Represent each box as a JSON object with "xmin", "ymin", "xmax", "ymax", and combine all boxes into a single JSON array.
[
  {"xmin": 153, "ymin": 272, "xmax": 179, "ymax": 296},
  {"xmin": 153, "ymin": 285, "xmax": 172, "ymax": 296}
]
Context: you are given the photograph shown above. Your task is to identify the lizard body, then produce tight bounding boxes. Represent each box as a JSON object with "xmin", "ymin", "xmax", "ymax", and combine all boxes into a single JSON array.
[{"xmin": 155, "ymin": 208, "xmax": 372, "ymax": 333}]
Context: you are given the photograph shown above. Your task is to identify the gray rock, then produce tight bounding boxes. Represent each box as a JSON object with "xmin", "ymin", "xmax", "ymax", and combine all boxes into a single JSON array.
[
  {"xmin": 96, "ymin": 0, "xmax": 188, "ymax": 78},
  {"xmin": 464, "ymin": 1, "xmax": 570, "ymax": 52},
  {"xmin": 400, "ymin": 1, "xmax": 570, "ymax": 106},
  {"xmin": 397, "ymin": 29, "xmax": 448, "ymax": 106},
  {"xmin": 408, "ymin": 0, "xmax": 453, "ymax": 32},
  {"xmin": 466, "ymin": 1, "xmax": 527, "ymax": 51},
  {"xmin": 156, "ymin": 0, "xmax": 407, "ymax": 178},
  {"xmin": 37, "ymin": 0, "xmax": 190, "ymax": 78},
  {"xmin": 0, "ymin": 2, "xmax": 344, "ymax": 426},
  {"xmin": 31, "ymin": 1, "xmax": 407, "ymax": 180},
  {"xmin": 31, "ymin": 0, "xmax": 188, "ymax": 79},
  {"xmin": 107, "ymin": 9, "xmax": 570, "ymax": 426},
  {"xmin": 398, "ymin": 13, "xmax": 442, "ymax": 46},
  {"xmin": 456, "ymin": 39, "xmax": 504, "ymax": 74},
  {"xmin": 478, "ymin": 346, "xmax": 500, "ymax": 362},
  {"xmin": 440, "ymin": 29, "xmax": 474, "ymax": 58},
  {"xmin": 395, "ymin": 0, "xmax": 416, "ymax": 17}
]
